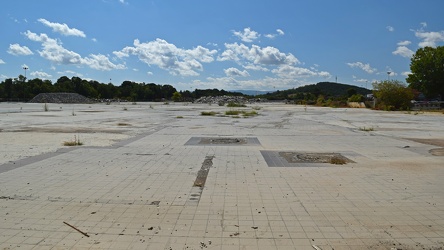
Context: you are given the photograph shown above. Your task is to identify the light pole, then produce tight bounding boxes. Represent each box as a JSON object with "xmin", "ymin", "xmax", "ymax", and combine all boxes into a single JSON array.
[
  {"xmin": 387, "ymin": 71, "xmax": 391, "ymax": 81},
  {"xmin": 23, "ymin": 66, "xmax": 28, "ymax": 82}
]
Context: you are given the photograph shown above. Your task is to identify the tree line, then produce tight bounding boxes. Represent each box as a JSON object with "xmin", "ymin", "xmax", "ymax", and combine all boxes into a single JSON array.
[{"xmin": 0, "ymin": 75, "xmax": 243, "ymax": 102}]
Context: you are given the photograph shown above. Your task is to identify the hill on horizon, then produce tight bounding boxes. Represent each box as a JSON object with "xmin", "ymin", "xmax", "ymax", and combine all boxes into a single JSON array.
[{"xmin": 258, "ymin": 82, "xmax": 371, "ymax": 99}]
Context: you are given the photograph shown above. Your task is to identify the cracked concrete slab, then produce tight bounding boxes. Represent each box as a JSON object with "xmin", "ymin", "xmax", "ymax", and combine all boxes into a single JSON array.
[{"xmin": 0, "ymin": 102, "xmax": 443, "ymax": 250}]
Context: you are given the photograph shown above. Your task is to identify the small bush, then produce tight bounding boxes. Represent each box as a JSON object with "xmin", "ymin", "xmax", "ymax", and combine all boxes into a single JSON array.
[
  {"xmin": 225, "ymin": 110, "xmax": 241, "ymax": 115},
  {"xmin": 176, "ymin": 116, "xmax": 184, "ymax": 118}
]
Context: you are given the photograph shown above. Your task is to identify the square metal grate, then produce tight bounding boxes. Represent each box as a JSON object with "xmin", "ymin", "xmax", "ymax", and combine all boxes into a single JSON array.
[{"xmin": 261, "ymin": 150, "xmax": 355, "ymax": 167}]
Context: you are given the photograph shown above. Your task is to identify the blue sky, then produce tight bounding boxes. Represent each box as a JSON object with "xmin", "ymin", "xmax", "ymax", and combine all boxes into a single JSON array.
[{"xmin": 1, "ymin": 0, "xmax": 444, "ymax": 91}]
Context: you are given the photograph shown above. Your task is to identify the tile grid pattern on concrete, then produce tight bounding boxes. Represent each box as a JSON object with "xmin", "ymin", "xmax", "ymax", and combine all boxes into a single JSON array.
[{"xmin": 0, "ymin": 103, "xmax": 443, "ymax": 250}]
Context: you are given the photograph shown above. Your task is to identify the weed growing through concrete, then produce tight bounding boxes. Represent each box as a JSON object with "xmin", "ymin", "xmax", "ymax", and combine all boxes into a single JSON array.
[
  {"xmin": 117, "ymin": 123, "xmax": 131, "ymax": 126},
  {"xmin": 176, "ymin": 116, "xmax": 184, "ymax": 118},
  {"xmin": 227, "ymin": 102, "xmax": 246, "ymax": 107},
  {"xmin": 242, "ymin": 110, "xmax": 258, "ymax": 117},
  {"xmin": 359, "ymin": 127, "xmax": 374, "ymax": 131},
  {"xmin": 63, "ymin": 135, "xmax": 83, "ymax": 146},
  {"xmin": 43, "ymin": 103, "xmax": 49, "ymax": 112},
  {"xmin": 225, "ymin": 110, "xmax": 258, "ymax": 117},
  {"xmin": 201, "ymin": 111, "xmax": 218, "ymax": 116},
  {"xmin": 225, "ymin": 110, "xmax": 241, "ymax": 116},
  {"xmin": 123, "ymin": 107, "xmax": 128, "ymax": 111}
]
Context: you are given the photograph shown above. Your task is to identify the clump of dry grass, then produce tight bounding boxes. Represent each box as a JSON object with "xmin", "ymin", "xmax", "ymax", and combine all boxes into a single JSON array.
[
  {"xmin": 63, "ymin": 135, "xmax": 83, "ymax": 146},
  {"xmin": 117, "ymin": 122, "xmax": 131, "ymax": 126},
  {"xmin": 359, "ymin": 127, "xmax": 374, "ymax": 131}
]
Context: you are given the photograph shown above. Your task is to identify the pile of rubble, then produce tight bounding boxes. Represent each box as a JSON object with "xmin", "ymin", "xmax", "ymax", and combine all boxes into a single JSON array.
[
  {"xmin": 29, "ymin": 93, "xmax": 92, "ymax": 103},
  {"xmin": 194, "ymin": 95, "xmax": 263, "ymax": 105}
]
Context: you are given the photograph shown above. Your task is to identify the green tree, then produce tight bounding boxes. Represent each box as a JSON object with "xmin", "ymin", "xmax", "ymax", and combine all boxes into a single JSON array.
[
  {"xmin": 4, "ymin": 78, "xmax": 13, "ymax": 99},
  {"xmin": 406, "ymin": 46, "xmax": 444, "ymax": 99},
  {"xmin": 372, "ymin": 80, "xmax": 414, "ymax": 110},
  {"xmin": 172, "ymin": 91, "xmax": 182, "ymax": 102}
]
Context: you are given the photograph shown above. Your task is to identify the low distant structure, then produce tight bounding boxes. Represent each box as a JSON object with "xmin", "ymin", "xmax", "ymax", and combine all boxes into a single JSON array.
[{"xmin": 29, "ymin": 93, "xmax": 92, "ymax": 104}]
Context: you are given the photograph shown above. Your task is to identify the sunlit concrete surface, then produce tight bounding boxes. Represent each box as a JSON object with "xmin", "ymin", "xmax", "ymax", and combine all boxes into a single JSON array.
[{"xmin": 1, "ymin": 102, "xmax": 443, "ymax": 249}]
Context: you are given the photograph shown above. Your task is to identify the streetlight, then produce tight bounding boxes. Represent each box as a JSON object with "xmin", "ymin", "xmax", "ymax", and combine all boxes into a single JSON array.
[
  {"xmin": 23, "ymin": 66, "xmax": 28, "ymax": 82},
  {"xmin": 387, "ymin": 71, "xmax": 391, "ymax": 81}
]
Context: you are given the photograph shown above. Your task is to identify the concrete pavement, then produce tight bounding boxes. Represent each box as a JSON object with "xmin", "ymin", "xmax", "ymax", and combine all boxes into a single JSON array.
[{"xmin": 1, "ymin": 102, "xmax": 443, "ymax": 249}]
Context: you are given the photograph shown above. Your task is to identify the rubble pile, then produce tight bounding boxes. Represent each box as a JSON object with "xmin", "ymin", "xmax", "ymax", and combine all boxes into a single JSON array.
[
  {"xmin": 29, "ymin": 93, "xmax": 92, "ymax": 103},
  {"xmin": 194, "ymin": 95, "xmax": 263, "ymax": 105}
]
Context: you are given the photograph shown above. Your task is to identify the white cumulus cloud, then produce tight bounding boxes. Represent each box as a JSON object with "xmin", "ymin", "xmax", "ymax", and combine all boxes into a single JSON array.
[
  {"xmin": 82, "ymin": 54, "xmax": 126, "ymax": 71},
  {"xmin": 113, "ymin": 38, "xmax": 217, "ymax": 76},
  {"xmin": 30, "ymin": 71, "xmax": 52, "ymax": 79},
  {"xmin": 0, "ymin": 59, "xmax": 5, "ymax": 64},
  {"xmin": 218, "ymin": 43, "xmax": 299, "ymax": 66},
  {"xmin": 265, "ymin": 29, "xmax": 284, "ymax": 39},
  {"xmin": 8, "ymin": 43, "xmax": 34, "ymax": 56},
  {"xmin": 38, "ymin": 18, "xmax": 86, "ymax": 37},
  {"xmin": 392, "ymin": 46, "xmax": 414, "ymax": 58},
  {"xmin": 415, "ymin": 30, "xmax": 444, "ymax": 47},
  {"xmin": 233, "ymin": 27, "xmax": 260, "ymax": 43},
  {"xmin": 224, "ymin": 67, "xmax": 249, "ymax": 77},
  {"xmin": 397, "ymin": 40, "xmax": 411, "ymax": 46},
  {"xmin": 24, "ymin": 31, "xmax": 125, "ymax": 70},
  {"xmin": 272, "ymin": 65, "xmax": 330, "ymax": 79},
  {"xmin": 347, "ymin": 62, "xmax": 377, "ymax": 74},
  {"xmin": 386, "ymin": 26, "xmax": 394, "ymax": 32}
]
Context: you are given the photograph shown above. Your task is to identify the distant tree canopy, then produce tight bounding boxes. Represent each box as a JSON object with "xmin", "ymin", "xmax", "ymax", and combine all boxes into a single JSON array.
[
  {"xmin": 406, "ymin": 46, "xmax": 444, "ymax": 99},
  {"xmin": 0, "ymin": 76, "xmax": 250, "ymax": 102},
  {"xmin": 1, "ymin": 76, "xmax": 374, "ymax": 104},
  {"xmin": 373, "ymin": 80, "xmax": 413, "ymax": 110},
  {"xmin": 0, "ymin": 76, "xmax": 178, "ymax": 101}
]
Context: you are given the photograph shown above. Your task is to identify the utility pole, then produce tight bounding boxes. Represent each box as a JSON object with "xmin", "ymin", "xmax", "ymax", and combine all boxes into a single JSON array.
[{"xmin": 23, "ymin": 66, "xmax": 28, "ymax": 82}]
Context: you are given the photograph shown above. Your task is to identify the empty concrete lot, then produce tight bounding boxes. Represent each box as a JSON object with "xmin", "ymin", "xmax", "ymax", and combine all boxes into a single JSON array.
[{"xmin": 0, "ymin": 102, "xmax": 443, "ymax": 250}]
